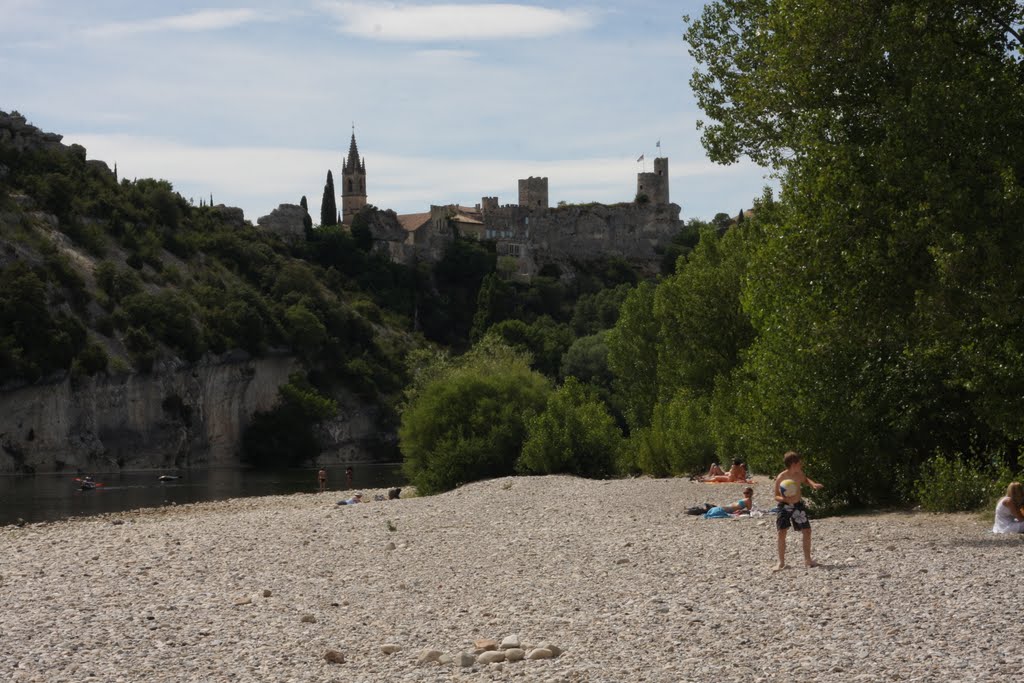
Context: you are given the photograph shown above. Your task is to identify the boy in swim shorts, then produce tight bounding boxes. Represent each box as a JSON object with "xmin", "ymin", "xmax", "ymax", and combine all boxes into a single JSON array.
[{"xmin": 773, "ymin": 451, "xmax": 824, "ymax": 571}]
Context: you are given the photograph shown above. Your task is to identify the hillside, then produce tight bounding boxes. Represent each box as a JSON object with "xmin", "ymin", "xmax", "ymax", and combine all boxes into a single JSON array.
[{"xmin": 0, "ymin": 110, "xmax": 421, "ymax": 472}]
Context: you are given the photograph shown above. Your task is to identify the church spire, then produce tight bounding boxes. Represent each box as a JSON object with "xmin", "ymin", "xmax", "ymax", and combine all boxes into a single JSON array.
[
  {"xmin": 341, "ymin": 127, "xmax": 367, "ymax": 223},
  {"xmin": 344, "ymin": 131, "xmax": 364, "ymax": 173}
]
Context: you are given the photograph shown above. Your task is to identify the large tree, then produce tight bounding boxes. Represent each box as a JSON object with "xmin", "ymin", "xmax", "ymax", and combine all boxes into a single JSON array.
[
  {"xmin": 685, "ymin": 0, "xmax": 1024, "ymax": 503},
  {"xmin": 320, "ymin": 170, "xmax": 337, "ymax": 227}
]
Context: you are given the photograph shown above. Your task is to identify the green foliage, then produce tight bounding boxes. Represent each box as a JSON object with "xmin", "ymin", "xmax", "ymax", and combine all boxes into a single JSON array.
[
  {"xmin": 420, "ymin": 237, "xmax": 496, "ymax": 347},
  {"xmin": 320, "ymin": 170, "xmax": 337, "ymax": 227},
  {"xmin": 519, "ymin": 377, "xmax": 622, "ymax": 478},
  {"xmin": 400, "ymin": 340, "xmax": 550, "ymax": 495},
  {"xmin": 350, "ymin": 207, "xmax": 374, "ymax": 251},
  {"xmin": 625, "ymin": 391, "xmax": 716, "ymax": 478},
  {"xmin": 0, "ymin": 261, "xmax": 85, "ymax": 383},
  {"xmin": 561, "ymin": 332, "xmax": 612, "ymax": 387},
  {"xmin": 243, "ymin": 374, "xmax": 338, "ymax": 467},
  {"xmin": 666, "ymin": 0, "xmax": 1024, "ymax": 507},
  {"xmin": 485, "ymin": 315, "xmax": 574, "ymax": 377},
  {"xmin": 914, "ymin": 454, "xmax": 1004, "ymax": 513},
  {"xmin": 659, "ymin": 218, "xmax": 706, "ymax": 275},
  {"xmin": 570, "ymin": 283, "xmax": 631, "ymax": 336},
  {"xmin": 606, "ymin": 282, "xmax": 660, "ymax": 430}
]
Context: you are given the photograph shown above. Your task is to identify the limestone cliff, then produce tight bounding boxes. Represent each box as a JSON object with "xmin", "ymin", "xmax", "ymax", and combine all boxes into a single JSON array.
[{"xmin": 0, "ymin": 354, "xmax": 381, "ymax": 474}]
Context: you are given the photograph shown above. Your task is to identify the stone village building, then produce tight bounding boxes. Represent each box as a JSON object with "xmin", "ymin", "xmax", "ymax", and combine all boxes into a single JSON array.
[{"xmin": 259, "ymin": 133, "xmax": 683, "ymax": 279}]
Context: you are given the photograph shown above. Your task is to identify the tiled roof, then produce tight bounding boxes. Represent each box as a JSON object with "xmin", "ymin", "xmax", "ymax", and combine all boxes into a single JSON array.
[{"xmin": 397, "ymin": 212, "xmax": 431, "ymax": 232}]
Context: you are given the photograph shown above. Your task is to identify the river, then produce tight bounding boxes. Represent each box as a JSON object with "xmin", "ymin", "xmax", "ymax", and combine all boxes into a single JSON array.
[{"xmin": 0, "ymin": 463, "xmax": 405, "ymax": 527}]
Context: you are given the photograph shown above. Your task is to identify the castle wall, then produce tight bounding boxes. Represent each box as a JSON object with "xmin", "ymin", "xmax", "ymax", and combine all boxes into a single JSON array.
[
  {"xmin": 636, "ymin": 157, "xmax": 670, "ymax": 204},
  {"xmin": 518, "ymin": 177, "xmax": 549, "ymax": 209}
]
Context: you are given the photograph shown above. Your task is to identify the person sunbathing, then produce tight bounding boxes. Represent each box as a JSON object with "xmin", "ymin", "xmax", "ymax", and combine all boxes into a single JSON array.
[
  {"xmin": 703, "ymin": 487, "xmax": 755, "ymax": 518},
  {"xmin": 702, "ymin": 458, "xmax": 748, "ymax": 482}
]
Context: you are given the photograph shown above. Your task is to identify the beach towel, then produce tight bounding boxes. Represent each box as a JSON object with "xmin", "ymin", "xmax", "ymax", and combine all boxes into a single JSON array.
[{"xmin": 702, "ymin": 506, "xmax": 733, "ymax": 519}]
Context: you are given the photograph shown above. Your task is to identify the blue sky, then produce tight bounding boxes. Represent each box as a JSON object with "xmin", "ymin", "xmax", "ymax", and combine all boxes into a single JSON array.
[{"xmin": 1, "ymin": 1, "xmax": 773, "ymax": 223}]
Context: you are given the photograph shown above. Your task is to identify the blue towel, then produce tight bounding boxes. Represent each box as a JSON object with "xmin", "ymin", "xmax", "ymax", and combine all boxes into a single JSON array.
[{"xmin": 703, "ymin": 506, "xmax": 732, "ymax": 519}]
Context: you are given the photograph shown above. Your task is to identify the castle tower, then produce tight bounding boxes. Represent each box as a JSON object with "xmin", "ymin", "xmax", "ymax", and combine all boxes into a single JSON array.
[
  {"xmin": 341, "ymin": 131, "xmax": 367, "ymax": 224},
  {"xmin": 636, "ymin": 157, "xmax": 669, "ymax": 204},
  {"xmin": 518, "ymin": 176, "xmax": 548, "ymax": 209}
]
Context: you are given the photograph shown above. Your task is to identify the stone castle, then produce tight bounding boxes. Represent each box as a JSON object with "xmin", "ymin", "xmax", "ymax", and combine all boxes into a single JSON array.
[{"xmin": 259, "ymin": 133, "xmax": 682, "ymax": 279}]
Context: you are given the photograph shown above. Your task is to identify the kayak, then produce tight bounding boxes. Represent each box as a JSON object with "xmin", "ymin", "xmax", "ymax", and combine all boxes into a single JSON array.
[{"xmin": 158, "ymin": 475, "xmax": 180, "ymax": 482}]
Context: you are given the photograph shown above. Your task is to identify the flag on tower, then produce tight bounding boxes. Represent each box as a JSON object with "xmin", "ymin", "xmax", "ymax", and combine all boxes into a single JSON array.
[
  {"xmin": 637, "ymin": 154, "xmax": 645, "ymax": 162},
  {"xmin": 656, "ymin": 140, "xmax": 661, "ymax": 149}
]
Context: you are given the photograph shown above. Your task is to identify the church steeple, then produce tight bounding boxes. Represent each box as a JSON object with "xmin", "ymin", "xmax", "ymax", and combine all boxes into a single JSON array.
[
  {"xmin": 343, "ymin": 131, "xmax": 365, "ymax": 174},
  {"xmin": 341, "ymin": 128, "xmax": 367, "ymax": 223}
]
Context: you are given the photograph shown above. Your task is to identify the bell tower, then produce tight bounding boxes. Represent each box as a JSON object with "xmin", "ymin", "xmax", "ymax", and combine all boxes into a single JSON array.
[{"xmin": 341, "ymin": 129, "xmax": 367, "ymax": 224}]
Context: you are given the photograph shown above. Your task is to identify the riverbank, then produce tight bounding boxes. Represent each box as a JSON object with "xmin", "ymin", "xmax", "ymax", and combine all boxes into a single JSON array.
[{"xmin": 1, "ymin": 475, "xmax": 1020, "ymax": 682}]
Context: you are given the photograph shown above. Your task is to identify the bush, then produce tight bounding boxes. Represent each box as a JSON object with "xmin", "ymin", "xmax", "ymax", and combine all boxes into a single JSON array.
[
  {"xmin": 518, "ymin": 377, "xmax": 622, "ymax": 478},
  {"xmin": 627, "ymin": 392, "xmax": 715, "ymax": 478},
  {"xmin": 243, "ymin": 374, "xmax": 338, "ymax": 467},
  {"xmin": 914, "ymin": 454, "xmax": 1004, "ymax": 513},
  {"xmin": 400, "ymin": 341, "xmax": 550, "ymax": 495}
]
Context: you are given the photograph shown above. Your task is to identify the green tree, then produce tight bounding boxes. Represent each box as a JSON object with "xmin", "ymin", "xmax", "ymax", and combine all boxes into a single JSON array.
[
  {"xmin": 606, "ymin": 282, "xmax": 659, "ymax": 430},
  {"xmin": 300, "ymin": 195, "xmax": 313, "ymax": 237},
  {"xmin": 518, "ymin": 377, "xmax": 622, "ymax": 478},
  {"xmin": 686, "ymin": 0, "xmax": 1024, "ymax": 504},
  {"xmin": 654, "ymin": 225, "xmax": 756, "ymax": 401},
  {"xmin": 400, "ymin": 340, "xmax": 550, "ymax": 494},
  {"xmin": 320, "ymin": 170, "xmax": 337, "ymax": 227},
  {"xmin": 243, "ymin": 374, "xmax": 338, "ymax": 467}
]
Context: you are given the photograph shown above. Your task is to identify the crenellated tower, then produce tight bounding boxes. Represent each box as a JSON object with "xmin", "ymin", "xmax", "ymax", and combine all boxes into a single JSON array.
[
  {"xmin": 636, "ymin": 157, "xmax": 669, "ymax": 204},
  {"xmin": 341, "ymin": 130, "xmax": 367, "ymax": 223}
]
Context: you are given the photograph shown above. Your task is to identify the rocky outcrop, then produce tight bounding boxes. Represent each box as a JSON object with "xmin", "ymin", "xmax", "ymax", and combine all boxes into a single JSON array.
[
  {"xmin": 257, "ymin": 204, "xmax": 308, "ymax": 242},
  {"xmin": 0, "ymin": 110, "xmax": 64, "ymax": 153},
  {"xmin": 0, "ymin": 355, "xmax": 297, "ymax": 474},
  {"xmin": 0, "ymin": 353, "xmax": 387, "ymax": 474}
]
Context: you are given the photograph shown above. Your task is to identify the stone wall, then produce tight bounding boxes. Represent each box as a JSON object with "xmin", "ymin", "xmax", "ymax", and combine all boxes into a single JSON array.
[
  {"xmin": 378, "ymin": 200, "xmax": 679, "ymax": 278},
  {"xmin": 637, "ymin": 157, "xmax": 670, "ymax": 205},
  {"xmin": 518, "ymin": 177, "xmax": 549, "ymax": 209}
]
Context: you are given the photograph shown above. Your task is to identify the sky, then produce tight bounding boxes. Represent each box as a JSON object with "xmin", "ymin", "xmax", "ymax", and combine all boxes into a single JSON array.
[{"xmin": 1, "ymin": 0, "xmax": 774, "ymax": 224}]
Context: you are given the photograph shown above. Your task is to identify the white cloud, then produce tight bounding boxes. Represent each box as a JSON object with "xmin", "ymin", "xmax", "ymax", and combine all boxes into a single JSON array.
[
  {"xmin": 316, "ymin": 1, "xmax": 592, "ymax": 41},
  {"xmin": 83, "ymin": 8, "xmax": 270, "ymax": 38}
]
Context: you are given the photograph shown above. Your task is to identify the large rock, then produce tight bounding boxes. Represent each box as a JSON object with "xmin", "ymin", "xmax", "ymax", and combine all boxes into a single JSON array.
[{"xmin": 257, "ymin": 204, "xmax": 308, "ymax": 242}]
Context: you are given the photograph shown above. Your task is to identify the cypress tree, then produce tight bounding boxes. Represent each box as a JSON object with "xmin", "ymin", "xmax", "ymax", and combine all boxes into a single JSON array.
[
  {"xmin": 737, "ymin": 207, "xmax": 744, "ymax": 223},
  {"xmin": 300, "ymin": 195, "xmax": 313, "ymax": 236},
  {"xmin": 320, "ymin": 171, "xmax": 337, "ymax": 226}
]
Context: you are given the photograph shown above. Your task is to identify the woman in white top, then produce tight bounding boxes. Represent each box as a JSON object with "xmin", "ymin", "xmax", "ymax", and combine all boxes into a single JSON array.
[{"xmin": 992, "ymin": 482, "xmax": 1024, "ymax": 534}]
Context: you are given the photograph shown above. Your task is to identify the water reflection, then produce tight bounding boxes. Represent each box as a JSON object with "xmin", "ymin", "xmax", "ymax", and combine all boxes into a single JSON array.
[{"xmin": 0, "ymin": 464, "xmax": 405, "ymax": 526}]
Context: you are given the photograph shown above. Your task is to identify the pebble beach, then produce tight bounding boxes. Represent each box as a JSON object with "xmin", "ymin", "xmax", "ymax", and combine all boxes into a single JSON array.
[{"xmin": 2, "ymin": 475, "xmax": 1022, "ymax": 682}]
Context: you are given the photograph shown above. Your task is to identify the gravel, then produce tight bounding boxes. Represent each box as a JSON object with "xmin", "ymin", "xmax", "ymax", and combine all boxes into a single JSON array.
[{"xmin": 1, "ymin": 475, "xmax": 1022, "ymax": 682}]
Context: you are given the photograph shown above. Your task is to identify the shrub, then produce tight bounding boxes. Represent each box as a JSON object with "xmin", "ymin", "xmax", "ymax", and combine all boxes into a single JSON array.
[
  {"xmin": 400, "ymin": 341, "xmax": 550, "ymax": 495},
  {"xmin": 243, "ymin": 374, "xmax": 338, "ymax": 467},
  {"xmin": 518, "ymin": 377, "xmax": 622, "ymax": 478},
  {"xmin": 914, "ymin": 454, "xmax": 1003, "ymax": 513},
  {"xmin": 627, "ymin": 391, "xmax": 715, "ymax": 478}
]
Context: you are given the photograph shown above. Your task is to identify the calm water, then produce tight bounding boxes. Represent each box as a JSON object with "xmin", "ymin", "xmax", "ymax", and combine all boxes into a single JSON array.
[{"xmin": 0, "ymin": 464, "xmax": 405, "ymax": 527}]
